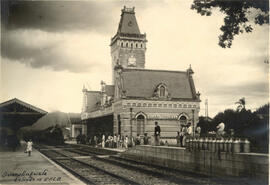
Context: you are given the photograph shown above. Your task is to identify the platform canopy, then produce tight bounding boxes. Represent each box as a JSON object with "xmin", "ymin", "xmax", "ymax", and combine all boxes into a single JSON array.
[{"xmin": 0, "ymin": 98, "xmax": 47, "ymax": 130}]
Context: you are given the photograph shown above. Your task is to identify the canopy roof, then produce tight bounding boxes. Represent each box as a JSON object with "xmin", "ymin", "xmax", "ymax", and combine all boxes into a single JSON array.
[{"xmin": 0, "ymin": 98, "xmax": 47, "ymax": 129}]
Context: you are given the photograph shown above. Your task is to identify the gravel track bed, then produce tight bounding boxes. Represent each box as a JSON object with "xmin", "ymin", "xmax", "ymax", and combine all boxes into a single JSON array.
[
  {"xmin": 79, "ymin": 157, "xmax": 179, "ymax": 185},
  {"xmin": 59, "ymin": 159, "xmax": 128, "ymax": 184},
  {"xmin": 64, "ymin": 148, "xmax": 94, "ymax": 156},
  {"xmin": 41, "ymin": 149, "xmax": 66, "ymax": 158}
]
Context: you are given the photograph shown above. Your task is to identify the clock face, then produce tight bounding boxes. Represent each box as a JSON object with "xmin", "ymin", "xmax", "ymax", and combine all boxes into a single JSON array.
[
  {"xmin": 128, "ymin": 55, "xmax": 136, "ymax": 66},
  {"xmin": 128, "ymin": 21, "xmax": 133, "ymax": 27}
]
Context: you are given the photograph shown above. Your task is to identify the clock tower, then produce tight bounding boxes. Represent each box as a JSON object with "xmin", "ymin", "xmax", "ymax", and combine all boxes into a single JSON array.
[{"xmin": 110, "ymin": 6, "xmax": 147, "ymax": 84}]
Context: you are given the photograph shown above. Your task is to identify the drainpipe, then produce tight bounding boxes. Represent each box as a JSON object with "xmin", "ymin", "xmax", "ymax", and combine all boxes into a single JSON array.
[
  {"xmin": 130, "ymin": 108, "xmax": 133, "ymax": 137},
  {"xmin": 192, "ymin": 109, "xmax": 195, "ymax": 137}
]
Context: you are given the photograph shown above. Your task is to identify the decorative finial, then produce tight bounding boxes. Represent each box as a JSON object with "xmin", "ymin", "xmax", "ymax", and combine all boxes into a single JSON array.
[
  {"xmin": 187, "ymin": 64, "xmax": 194, "ymax": 75},
  {"xmin": 100, "ymin": 80, "xmax": 106, "ymax": 85},
  {"xmin": 82, "ymin": 84, "xmax": 87, "ymax": 92}
]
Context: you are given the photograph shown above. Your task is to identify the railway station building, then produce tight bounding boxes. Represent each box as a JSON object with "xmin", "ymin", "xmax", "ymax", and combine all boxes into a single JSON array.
[{"xmin": 80, "ymin": 6, "xmax": 201, "ymax": 139}]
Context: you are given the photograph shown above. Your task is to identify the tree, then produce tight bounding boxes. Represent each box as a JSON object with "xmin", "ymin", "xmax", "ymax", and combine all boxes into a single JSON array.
[
  {"xmin": 210, "ymin": 103, "xmax": 269, "ymax": 153},
  {"xmin": 191, "ymin": 0, "xmax": 269, "ymax": 48},
  {"xmin": 235, "ymin": 97, "xmax": 246, "ymax": 111}
]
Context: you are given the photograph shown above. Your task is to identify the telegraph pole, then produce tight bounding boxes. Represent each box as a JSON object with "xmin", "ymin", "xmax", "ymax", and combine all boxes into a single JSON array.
[{"xmin": 205, "ymin": 99, "xmax": 208, "ymax": 119}]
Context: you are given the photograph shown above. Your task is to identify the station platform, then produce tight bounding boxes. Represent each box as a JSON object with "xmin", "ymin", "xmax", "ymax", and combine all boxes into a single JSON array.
[{"xmin": 0, "ymin": 141, "xmax": 85, "ymax": 185}]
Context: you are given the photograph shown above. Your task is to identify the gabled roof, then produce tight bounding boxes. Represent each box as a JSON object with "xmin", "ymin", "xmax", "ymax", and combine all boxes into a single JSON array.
[
  {"xmin": 84, "ymin": 91, "xmax": 101, "ymax": 112},
  {"xmin": 121, "ymin": 68, "xmax": 198, "ymax": 100},
  {"xmin": 105, "ymin": 85, "xmax": 115, "ymax": 96},
  {"xmin": 117, "ymin": 6, "xmax": 141, "ymax": 35},
  {"xmin": 0, "ymin": 98, "xmax": 47, "ymax": 114}
]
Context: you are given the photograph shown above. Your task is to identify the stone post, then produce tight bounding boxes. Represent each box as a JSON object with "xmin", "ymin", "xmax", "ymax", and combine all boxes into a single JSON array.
[{"xmin": 243, "ymin": 139, "xmax": 250, "ymax": 153}]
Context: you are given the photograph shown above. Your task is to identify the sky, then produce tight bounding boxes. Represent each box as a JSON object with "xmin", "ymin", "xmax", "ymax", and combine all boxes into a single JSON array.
[{"xmin": 1, "ymin": 0, "xmax": 269, "ymax": 117}]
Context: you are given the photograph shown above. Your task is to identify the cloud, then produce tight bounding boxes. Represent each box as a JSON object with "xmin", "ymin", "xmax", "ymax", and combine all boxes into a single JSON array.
[
  {"xmin": 1, "ymin": 0, "xmax": 164, "ymax": 72},
  {"xmin": 208, "ymin": 82, "xmax": 269, "ymax": 97},
  {"xmin": 1, "ymin": 0, "xmax": 153, "ymax": 33},
  {"xmin": 1, "ymin": 29, "xmax": 106, "ymax": 73}
]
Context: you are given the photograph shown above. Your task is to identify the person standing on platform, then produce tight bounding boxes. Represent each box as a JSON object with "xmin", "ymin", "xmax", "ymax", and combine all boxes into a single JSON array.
[
  {"xmin": 187, "ymin": 123, "xmax": 193, "ymax": 137},
  {"xmin": 196, "ymin": 126, "xmax": 201, "ymax": 138},
  {"xmin": 124, "ymin": 135, "xmax": 128, "ymax": 149},
  {"xmin": 176, "ymin": 132, "xmax": 181, "ymax": 147},
  {"xmin": 102, "ymin": 134, "xmax": 105, "ymax": 148},
  {"xmin": 117, "ymin": 134, "xmax": 120, "ymax": 148},
  {"xmin": 26, "ymin": 139, "xmax": 33, "ymax": 157},
  {"xmin": 93, "ymin": 135, "xmax": 97, "ymax": 147},
  {"xmin": 181, "ymin": 126, "xmax": 187, "ymax": 147},
  {"xmin": 143, "ymin": 133, "xmax": 149, "ymax": 145},
  {"xmin": 154, "ymin": 121, "xmax": 161, "ymax": 146},
  {"xmin": 113, "ymin": 134, "xmax": 117, "ymax": 148},
  {"xmin": 136, "ymin": 134, "xmax": 140, "ymax": 145},
  {"xmin": 216, "ymin": 122, "xmax": 225, "ymax": 138}
]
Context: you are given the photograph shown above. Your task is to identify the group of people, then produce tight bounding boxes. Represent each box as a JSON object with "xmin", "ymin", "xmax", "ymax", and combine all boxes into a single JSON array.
[
  {"xmin": 176, "ymin": 122, "xmax": 226, "ymax": 147},
  {"xmin": 79, "ymin": 133, "xmax": 150, "ymax": 149},
  {"xmin": 75, "ymin": 121, "xmax": 226, "ymax": 149},
  {"xmin": 176, "ymin": 123, "xmax": 194, "ymax": 147},
  {"xmin": 176, "ymin": 123, "xmax": 203, "ymax": 147},
  {"xmin": 103, "ymin": 134, "xmax": 149, "ymax": 148}
]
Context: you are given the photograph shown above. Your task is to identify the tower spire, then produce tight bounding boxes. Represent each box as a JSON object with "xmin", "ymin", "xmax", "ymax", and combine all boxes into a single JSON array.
[{"xmin": 110, "ymin": 6, "xmax": 147, "ymax": 84}]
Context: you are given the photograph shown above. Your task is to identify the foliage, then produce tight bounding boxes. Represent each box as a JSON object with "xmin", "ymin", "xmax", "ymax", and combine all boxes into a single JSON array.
[
  {"xmin": 207, "ymin": 103, "xmax": 269, "ymax": 153},
  {"xmin": 197, "ymin": 116, "xmax": 212, "ymax": 134},
  {"xmin": 235, "ymin": 97, "xmax": 246, "ymax": 111},
  {"xmin": 191, "ymin": 0, "xmax": 269, "ymax": 48}
]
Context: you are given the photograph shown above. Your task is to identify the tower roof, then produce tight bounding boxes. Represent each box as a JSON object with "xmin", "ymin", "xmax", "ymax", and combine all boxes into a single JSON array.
[
  {"xmin": 111, "ymin": 6, "xmax": 146, "ymax": 46},
  {"xmin": 117, "ymin": 6, "xmax": 141, "ymax": 35}
]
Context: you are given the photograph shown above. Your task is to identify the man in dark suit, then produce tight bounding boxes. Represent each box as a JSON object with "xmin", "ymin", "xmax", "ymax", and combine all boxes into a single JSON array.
[{"xmin": 154, "ymin": 121, "xmax": 161, "ymax": 146}]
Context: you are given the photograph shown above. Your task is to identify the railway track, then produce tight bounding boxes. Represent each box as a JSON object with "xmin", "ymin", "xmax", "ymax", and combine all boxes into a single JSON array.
[
  {"xmin": 37, "ymin": 145, "xmax": 189, "ymax": 184},
  {"xmin": 36, "ymin": 144, "xmax": 262, "ymax": 185},
  {"xmin": 40, "ymin": 146, "xmax": 140, "ymax": 185}
]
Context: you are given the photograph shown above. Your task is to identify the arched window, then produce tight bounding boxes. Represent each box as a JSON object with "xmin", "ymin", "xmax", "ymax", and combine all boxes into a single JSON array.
[
  {"xmin": 121, "ymin": 42, "xmax": 123, "ymax": 47},
  {"xmin": 141, "ymin": 43, "xmax": 143, "ymax": 48},
  {"xmin": 179, "ymin": 115, "xmax": 187, "ymax": 126},
  {"xmin": 137, "ymin": 114, "xmax": 145, "ymax": 135},
  {"xmin": 160, "ymin": 86, "xmax": 165, "ymax": 97},
  {"xmin": 131, "ymin": 43, "xmax": 133, "ymax": 48},
  {"xmin": 135, "ymin": 43, "xmax": 138, "ymax": 48},
  {"xmin": 126, "ymin": 43, "xmax": 128, "ymax": 47}
]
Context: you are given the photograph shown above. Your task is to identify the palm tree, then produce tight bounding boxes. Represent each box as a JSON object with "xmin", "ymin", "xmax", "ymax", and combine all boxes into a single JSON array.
[{"xmin": 235, "ymin": 97, "xmax": 246, "ymax": 111}]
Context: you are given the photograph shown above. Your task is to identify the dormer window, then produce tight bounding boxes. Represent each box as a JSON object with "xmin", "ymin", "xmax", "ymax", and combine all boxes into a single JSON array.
[
  {"xmin": 154, "ymin": 83, "xmax": 168, "ymax": 98},
  {"xmin": 160, "ymin": 86, "xmax": 165, "ymax": 97}
]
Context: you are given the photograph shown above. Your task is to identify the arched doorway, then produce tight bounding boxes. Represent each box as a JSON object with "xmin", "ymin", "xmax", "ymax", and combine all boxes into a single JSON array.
[{"xmin": 136, "ymin": 114, "xmax": 145, "ymax": 135}]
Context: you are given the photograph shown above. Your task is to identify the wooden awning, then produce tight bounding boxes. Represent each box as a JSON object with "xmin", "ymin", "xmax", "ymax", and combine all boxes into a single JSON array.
[{"xmin": 0, "ymin": 98, "xmax": 47, "ymax": 129}]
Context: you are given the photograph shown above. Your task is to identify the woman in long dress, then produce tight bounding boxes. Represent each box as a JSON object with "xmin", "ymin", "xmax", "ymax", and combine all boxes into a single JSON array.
[{"xmin": 26, "ymin": 139, "xmax": 33, "ymax": 156}]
